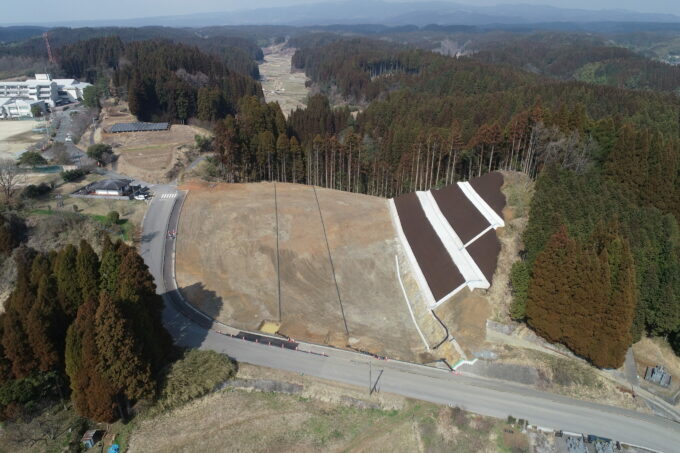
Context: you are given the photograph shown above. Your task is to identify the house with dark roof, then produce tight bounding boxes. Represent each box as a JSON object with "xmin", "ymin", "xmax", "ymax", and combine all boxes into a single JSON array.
[{"xmin": 89, "ymin": 179, "xmax": 132, "ymax": 196}]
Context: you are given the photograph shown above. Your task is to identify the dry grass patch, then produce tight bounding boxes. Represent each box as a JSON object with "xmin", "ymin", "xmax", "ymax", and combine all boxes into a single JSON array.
[
  {"xmin": 633, "ymin": 337, "xmax": 680, "ymax": 397},
  {"xmin": 488, "ymin": 171, "xmax": 534, "ymax": 321},
  {"xmin": 97, "ymin": 102, "xmax": 208, "ymax": 183},
  {"xmin": 497, "ymin": 348, "xmax": 646, "ymax": 411},
  {"xmin": 175, "ymin": 181, "xmax": 431, "ymax": 362},
  {"xmin": 129, "ymin": 362, "xmax": 523, "ymax": 453}
]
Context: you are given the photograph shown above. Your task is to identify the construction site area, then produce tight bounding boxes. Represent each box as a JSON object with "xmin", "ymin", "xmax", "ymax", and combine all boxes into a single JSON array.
[
  {"xmin": 97, "ymin": 102, "xmax": 209, "ymax": 183},
  {"xmin": 175, "ymin": 175, "xmax": 508, "ymax": 364}
]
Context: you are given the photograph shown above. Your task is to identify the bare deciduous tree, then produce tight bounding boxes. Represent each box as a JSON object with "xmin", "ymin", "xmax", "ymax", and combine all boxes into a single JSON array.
[{"xmin": 0, "ymin": 159, "xmax": 24, "ymax": 203}]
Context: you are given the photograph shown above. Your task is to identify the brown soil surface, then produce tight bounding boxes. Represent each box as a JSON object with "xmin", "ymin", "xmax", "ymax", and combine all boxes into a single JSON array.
[
  {"xmin": 470, "ymin": 171, "xmax": 506, "ymax": 217},
  {"xmin": 0, "ymin": 120, "xmax": 43, "ymax": 159},
  {"xmin": 175, "ymin": 181, "xmax": 429, "ymax": 361},
  {"xmin": 431, "ymin": 183, "xmax": 489, "ymax": 244},
  {"xmin": 393, "ymin": 192, "xmax": 464, "ymax": 300},
  {"xmin": 99, "ymin": 102, "xmax": 209, "ymax": 183},
  {"xmin": 436, "ymin": 290, "xmax": 491, "ymax": 355},
  {"xmin": 466, "ymin": 229, "xmax": 502, "ymax": 283}
]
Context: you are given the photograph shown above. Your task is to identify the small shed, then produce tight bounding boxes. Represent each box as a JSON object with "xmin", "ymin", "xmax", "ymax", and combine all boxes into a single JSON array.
[
  {"xmin": 90, "ymin": 179, "xmax": 132, "ymax": 196},
  {"xmin": 81, "ymin": 429, "xmax": 103, "ymax": 449}
]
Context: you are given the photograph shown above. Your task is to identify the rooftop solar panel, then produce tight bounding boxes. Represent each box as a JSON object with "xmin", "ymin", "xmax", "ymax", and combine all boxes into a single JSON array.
[{"xmin": 110, "ymin": 122, "xmax": 170, "ymax": 133}]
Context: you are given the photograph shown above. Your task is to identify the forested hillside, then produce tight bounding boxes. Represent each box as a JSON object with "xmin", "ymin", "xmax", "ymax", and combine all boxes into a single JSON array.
[
  {"xmin": 0, "ymin": 26, "xmax": 263, "ymax": 79},
  {"xmin": 273, "ymin": 36, "xmax": 680, "ymax": 367},
  {"xmin": 59, "ymin": 37, "xmax": 263, "ymax": 122},
  {"xmin": 470, "ymin": 33, "xmax": 680, "ymax": 94},
  {"xmin": 3, "ymin": 24, "xmax": 678, "ymax": 368}
]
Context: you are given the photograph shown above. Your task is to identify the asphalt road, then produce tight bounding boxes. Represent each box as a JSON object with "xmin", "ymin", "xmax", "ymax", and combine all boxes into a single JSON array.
[{"xmin": 141, "ymin": 188, "xmax": 680, "ymax": 453}]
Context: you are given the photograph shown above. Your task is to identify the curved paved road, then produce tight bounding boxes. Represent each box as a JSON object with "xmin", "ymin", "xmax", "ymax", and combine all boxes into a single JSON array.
[{"xmin": 141, "ymin": 188, "xmax": 680, "ymax": 453}]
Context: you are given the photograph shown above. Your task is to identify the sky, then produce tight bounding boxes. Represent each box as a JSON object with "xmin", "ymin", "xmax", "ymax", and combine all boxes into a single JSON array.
[{"xmin": 3, "ymin": 0, "xmax": 680, "ymax": 24}]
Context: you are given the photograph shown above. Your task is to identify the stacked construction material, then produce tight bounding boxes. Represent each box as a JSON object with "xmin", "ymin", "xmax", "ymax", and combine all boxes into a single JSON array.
[{"xmin": 390, "ymin": 172, "xmax": 505, "ymax": 308}]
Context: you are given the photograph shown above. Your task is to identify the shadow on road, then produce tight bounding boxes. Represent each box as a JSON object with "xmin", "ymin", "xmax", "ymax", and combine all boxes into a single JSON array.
[
  {"xmin": 141, "ymin": 231, "xmax": 158, "ymax": 243},
  {"xmin": 178, "ymin": 282, "xmax": 224, "ymax": 321},
  {"xmin": 160, "ymin": 282, "xmax": 223, "ymax": 349}
]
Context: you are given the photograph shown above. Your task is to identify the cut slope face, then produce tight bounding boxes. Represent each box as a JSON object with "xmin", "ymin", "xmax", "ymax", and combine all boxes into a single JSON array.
[
  {"xmin": 175, "ymin": 182, "xmax": 429, "ymax": 361},
  {"xmin": 390, "ymin": 172, "xmax": 506, "ymax": 307}
]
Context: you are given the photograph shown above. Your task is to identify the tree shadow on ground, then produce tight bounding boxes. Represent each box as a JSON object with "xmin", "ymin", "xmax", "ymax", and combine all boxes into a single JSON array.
[
  {"xmin": 177, "ymin": 282, "xmax": 224, "ymax": 321},
  {"xmin": 160, "ymin": 282, "xmax": 223, "ymax": 350}
]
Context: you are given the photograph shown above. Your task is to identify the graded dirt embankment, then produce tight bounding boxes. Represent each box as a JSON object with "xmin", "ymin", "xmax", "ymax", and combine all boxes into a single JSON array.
[
  {"xmin": 99, "ymin": 102, "xmax": 209, "ymax": 183},
  {"xmin": 259, "ymin": 44, "xmax": 310, "ymax": 116},
  {"xmin": 175, "ymin": 181, "xmax": 430, "ymax": 361}
]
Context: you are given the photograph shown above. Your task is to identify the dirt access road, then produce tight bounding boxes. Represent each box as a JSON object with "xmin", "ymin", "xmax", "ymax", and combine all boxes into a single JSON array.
[
  {"xmin": 175, "ymin": 181, "xmax": 431, "ymax": 362},
  {"xmin": 259, "ymin": 44, "xmax": 310, "ymax": 117}
]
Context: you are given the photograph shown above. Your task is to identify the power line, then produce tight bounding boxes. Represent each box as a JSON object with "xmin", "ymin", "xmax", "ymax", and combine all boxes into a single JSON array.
[
  {"xmin": 274, "ymin": 182, "xmax": 282, "ymax": 322},
  {"xmin": 312, "ymin": 185, "xmax": 349, "ymax": 336}
]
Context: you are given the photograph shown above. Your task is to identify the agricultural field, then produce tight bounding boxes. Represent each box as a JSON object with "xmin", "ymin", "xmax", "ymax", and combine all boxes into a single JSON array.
[
  {"xmin": 259, "ymin": 44, "xmax": 310, "ymax": 116},
  {"xmin": 98, "ymin": 102, "xmax": 208, "ymax": 183},
  {"xmin": 0, "ymin": 119, "xmax": 44, "ymax": 159},
  {"xmin": 175, "ymin": 181, "xmax": 442, "ymax": 362}
]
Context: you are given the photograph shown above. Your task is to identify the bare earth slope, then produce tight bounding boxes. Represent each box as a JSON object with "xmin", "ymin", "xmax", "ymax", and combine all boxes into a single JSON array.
[{"xmin": 176, "ymin": 182, "xmax": 428, "ymax": 361}]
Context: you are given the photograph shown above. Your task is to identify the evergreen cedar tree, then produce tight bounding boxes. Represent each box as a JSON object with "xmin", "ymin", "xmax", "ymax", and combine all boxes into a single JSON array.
[
  {"xmin": 0, "ymin": 239, "xmax": 171, "ymax": 422},
  {"xmin": 526, "ymin": 225, "xmax": 636, "ymax": 368}
]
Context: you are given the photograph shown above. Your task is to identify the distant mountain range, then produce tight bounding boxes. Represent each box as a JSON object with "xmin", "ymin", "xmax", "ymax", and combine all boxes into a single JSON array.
[{"xmin": 4, "ymin": 1, "xmax": 680, "ymax": 28}]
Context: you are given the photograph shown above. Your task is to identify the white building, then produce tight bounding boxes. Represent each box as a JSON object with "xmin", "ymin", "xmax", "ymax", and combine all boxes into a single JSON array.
[
  {"xmin": 0, "ymin": 97, "xmax": 45, "ymax": 119},
  {"xmin": 0, "ymin": 74, "xmax": 91, "ymax": 110},
  {"xmin": 53, "ymin": 78, "xmax": 92, "ymax": 103}
]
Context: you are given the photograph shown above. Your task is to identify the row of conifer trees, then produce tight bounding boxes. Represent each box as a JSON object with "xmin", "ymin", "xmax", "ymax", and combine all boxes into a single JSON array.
[{"xmin": 0, "ymin": 238, "xmax": 171, "ymax": 422}]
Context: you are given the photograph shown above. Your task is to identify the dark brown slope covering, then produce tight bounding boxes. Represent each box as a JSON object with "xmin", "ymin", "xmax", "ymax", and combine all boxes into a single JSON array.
[
  {"xmin": 466, "ymin": 229, "xmax": 501, "ymax": 283},
  {"xmin": 469, "ymin": 171, "xmax": 506, "ymax": 218},
  {"xmin": 394, "ymin": 193, "xmax": 464, "ymax": 300},
  {"xmin": 431, "ymin": 184, "xmax": 490, "ymax": 244}
]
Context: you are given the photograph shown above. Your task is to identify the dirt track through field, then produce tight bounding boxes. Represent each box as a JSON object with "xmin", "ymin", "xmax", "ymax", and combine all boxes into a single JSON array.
[{"xmin": 176, "ymin": 182, "xmax": 429, "ymax": 360}]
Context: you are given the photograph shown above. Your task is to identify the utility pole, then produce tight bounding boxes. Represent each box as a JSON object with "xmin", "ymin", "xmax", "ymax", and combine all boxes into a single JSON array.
[{"xmin": 369, "ymin": 361, "xmax": 372, "ymax": 396}]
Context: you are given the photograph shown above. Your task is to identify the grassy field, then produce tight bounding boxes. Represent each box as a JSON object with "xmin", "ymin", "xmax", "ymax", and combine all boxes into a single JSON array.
[
  {"xmin": 0, "ymin": 358, "xmax": 532, "ymax": 453},
  {"xmin": 24, "ymin": 176, "xmax": 148, "ymax": 245},
  {"xmin": 128, "ymin": 364, "xmax": 529, "ymax": 453}
]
